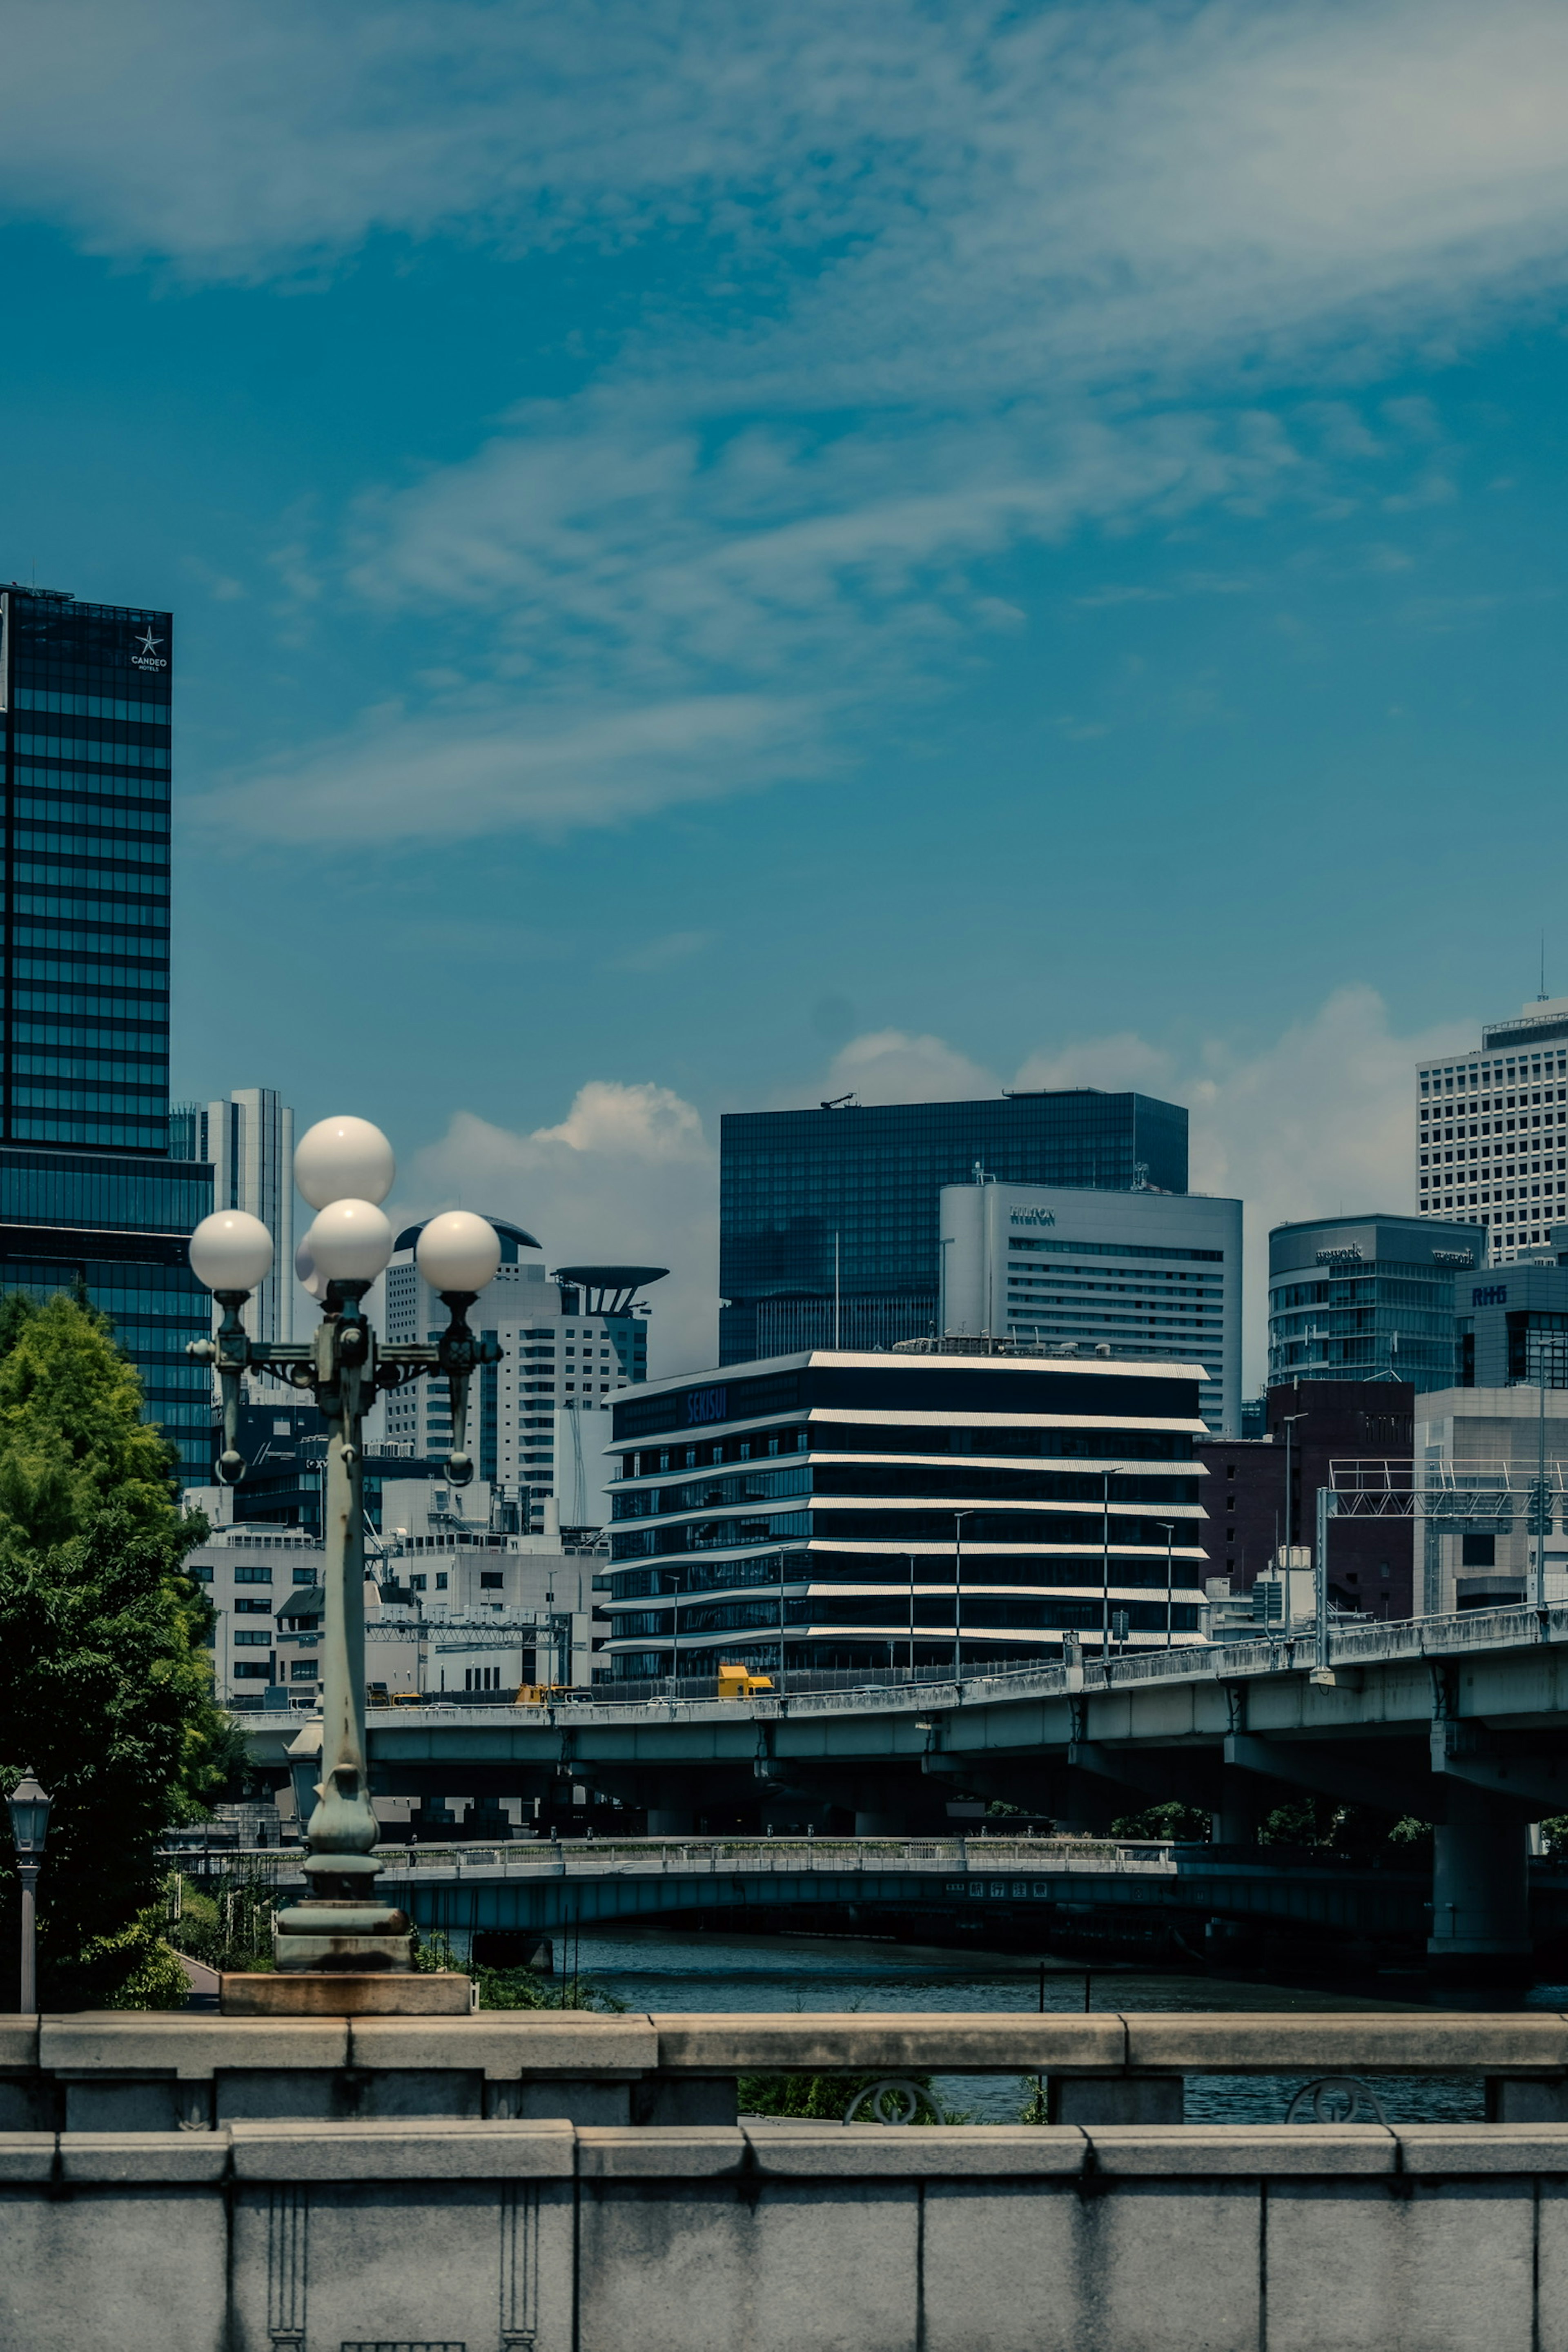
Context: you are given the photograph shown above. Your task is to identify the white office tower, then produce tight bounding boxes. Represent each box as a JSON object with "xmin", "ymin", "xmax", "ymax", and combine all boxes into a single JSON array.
[
  {"xmin": 180, "ymin": 1088, "xmax": 294, "ymax": 1341},
  {"xmin": 939, "ymin": 1178, "xmax": 1243, "ymax": 1437},
  {"xmin": 382, "ymin": 1220, "xmax": 664, "ymax": 1531},
  {"xmin": 1416, "ymin": 998, "xmax": 1568, "ymax": 1263}
]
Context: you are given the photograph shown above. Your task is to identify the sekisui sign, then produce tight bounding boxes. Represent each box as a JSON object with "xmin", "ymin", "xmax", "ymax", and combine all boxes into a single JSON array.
[{"xmin": 684, "ymin": 1385, "xmax": 728, "ymax": 1427}]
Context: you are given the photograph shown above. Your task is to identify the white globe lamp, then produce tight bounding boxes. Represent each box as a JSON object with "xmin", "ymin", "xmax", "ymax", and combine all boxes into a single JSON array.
[
  {"xmin": 190, "ymin": 1210, "xmax": 275, "ymax": 1296},
  {"xmin": 416, "ymin": 1211, "xmax": 503, "ymax": 1297},
  {"xmin": 294, "ymin": 1235, "xmax": 327, "ymax": 1301},
  {"xmin": 295, "ymin": 1115, "xmax": 396, "ymax": 1211},
  {"xmin": 304, "ymin": 1199, "xmax": 395, "ymax": 1287}
]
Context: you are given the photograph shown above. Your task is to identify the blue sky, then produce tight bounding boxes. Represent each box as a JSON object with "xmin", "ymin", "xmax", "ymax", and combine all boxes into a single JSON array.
[{"xmin": 4, "ymin": 0, "xmax": 1568, "ymax": 1374}]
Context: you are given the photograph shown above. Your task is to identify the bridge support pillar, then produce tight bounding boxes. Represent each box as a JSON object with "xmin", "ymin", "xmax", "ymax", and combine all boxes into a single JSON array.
[
  {"xmin": 1428, "ymin": 1782, "xmax": 1532, "ymax": 1982},
  {"xmin": 1209, "ymin": 1772, "xmax": 1262, "ymax": 1850}
]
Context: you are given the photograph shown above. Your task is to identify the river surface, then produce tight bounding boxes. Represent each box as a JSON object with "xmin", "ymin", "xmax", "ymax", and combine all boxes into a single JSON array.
[{"xmin": 560, "ymin": 1924, "xmax": 1568, "ymax": 2124}]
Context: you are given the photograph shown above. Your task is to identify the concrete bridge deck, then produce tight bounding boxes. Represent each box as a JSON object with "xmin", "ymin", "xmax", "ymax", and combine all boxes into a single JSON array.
[
  {"xmin": 177, "ymin": 1835, "xmax": 1441, "ymax": 1943},
  {"xmin": 240, "ymin": 1602, "xmax": 1568, "ymax": 1970}
]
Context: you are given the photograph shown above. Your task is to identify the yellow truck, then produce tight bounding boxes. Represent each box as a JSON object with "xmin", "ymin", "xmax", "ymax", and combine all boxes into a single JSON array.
[{"xmin": 717, "ymin": 1662, "xmax": 775, "ymax": 1700}]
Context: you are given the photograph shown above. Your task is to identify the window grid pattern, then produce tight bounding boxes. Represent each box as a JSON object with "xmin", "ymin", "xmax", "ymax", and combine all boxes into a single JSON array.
[{"xmin": 718, "ymin": 1093, "xmax": 1188, "ymax": 1364}]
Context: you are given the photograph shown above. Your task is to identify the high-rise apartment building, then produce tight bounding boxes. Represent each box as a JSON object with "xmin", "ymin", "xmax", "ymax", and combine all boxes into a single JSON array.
[
  {"xmin": 381, "ymin": 1222, "xmax": 660, "ymax": 1530},
  {"xmin": 1268, "ymin": 1213, "xmax": 1483, "ymax": 1390},
  {"xmin": 1417, "ymin": 997, "xmax": 1568, "ymax": 1263},
  {"xmin": 0, "ymin": 584, "xmax": 210, "ymax": 1474},
  {"xmin": 719, "ymin": 1090, "xmax": 1188, "ymax": 1362},
  {"xmin": 172, "ymin": 1089, "xmax": 294, "ymax": 1341},
  {"xmin": 938, "ymin": 1177, "xmax": 1242, "ymax": 1434}
]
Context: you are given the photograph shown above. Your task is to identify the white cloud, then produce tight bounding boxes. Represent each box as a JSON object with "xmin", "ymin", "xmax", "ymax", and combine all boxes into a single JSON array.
[
  {"xmin": 801, "ymin": 989, "xmax": 1471, "ymax": 1388},
  {"xmin": 813, "ymin": 1029, "xmax": 1000, "ymax": 1107},
  {"xmin": 403, "ymin": 1082, "xmax": 718, "ymax": 1374},
  {"xmin": 397, "ymin": 986, "xmax": 1478, "ymax": 1396},
  {"xmin": 57, "ymin": 0, "xmax": 1568, "ymax": 843},
  {"xmin": 199, "ymin": 690, "xmax": 817, "ymax": 846}
]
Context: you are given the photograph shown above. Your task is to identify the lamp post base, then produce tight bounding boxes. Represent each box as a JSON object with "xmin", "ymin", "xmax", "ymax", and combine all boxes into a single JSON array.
[{"xmin": 220, "ymin": 1971, "xmax": 474, "ymax": 2017}]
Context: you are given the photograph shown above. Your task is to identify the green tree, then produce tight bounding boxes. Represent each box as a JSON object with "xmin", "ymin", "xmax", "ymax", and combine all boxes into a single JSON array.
[
  {"xmin": 0, "ymin": 1292, "xmax": 232, "ymax": 2007},
  {"xmin": 1110, "ymin": 1800, "xmax": 1212, "ymax": 1843}
]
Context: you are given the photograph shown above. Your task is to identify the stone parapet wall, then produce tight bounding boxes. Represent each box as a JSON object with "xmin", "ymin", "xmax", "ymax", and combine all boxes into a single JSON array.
[{"xmin": 3, "ymin": 2117, "xmax": 1568, "ymax": 2350}]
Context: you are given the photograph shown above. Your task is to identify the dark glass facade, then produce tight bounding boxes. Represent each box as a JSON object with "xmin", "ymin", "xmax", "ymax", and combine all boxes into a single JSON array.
[
  {"xmin": 0, "ymin": 588, "xmax": 210, "ymax": 1474},
  {"xmin": 603, "ymin": 1353, "xmax": 1207, "ymax": 1675},
  {"xmin": 1267, "ymin": 1214, "xmax": 1485, "ymax": 1391},
  {"xmin": 719, "ymin": 1092, "xmax": 1188, "ymax": 1361}
]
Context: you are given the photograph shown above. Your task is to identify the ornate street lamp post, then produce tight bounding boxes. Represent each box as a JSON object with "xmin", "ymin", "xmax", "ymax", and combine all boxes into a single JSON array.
[
  {"xmin": 189, "ymin": 1116, "xmax": 501, "ymax": 1974},
  {"xmin": 7, "ymin": 1768, "xmax": 51, "ymax": 2012}
]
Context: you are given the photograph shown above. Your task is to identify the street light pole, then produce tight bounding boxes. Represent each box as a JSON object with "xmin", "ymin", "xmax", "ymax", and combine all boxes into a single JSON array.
[
  {"xmin": 7, "ymin": 1769, "xmax": 51, "ymax": 2013},
  {"xmin": 189, "ymin": 1119, "xmax": 502, "ymax": 1977},
  {"xmin": 953, "ymin": 1512, "xmax": 972, "ymax": 1681},
  {"xmin": 1279, "ymin": 1412, "xmax": 1307, "ymax": 1563}
]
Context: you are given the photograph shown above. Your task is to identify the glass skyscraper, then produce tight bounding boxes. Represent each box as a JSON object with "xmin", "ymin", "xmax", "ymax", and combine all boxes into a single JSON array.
[
  {"xmin": 0, "ymin": 585, "xmax": 211, "ymax": 1474},
  {"xmin": 719, "ymin": 1091, "xmax": 1188, "ymax": 1361}
]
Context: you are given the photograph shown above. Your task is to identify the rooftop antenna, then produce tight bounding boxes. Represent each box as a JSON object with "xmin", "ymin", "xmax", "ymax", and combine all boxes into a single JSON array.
[{"xmin": 1540, "ymin": 933, "xmax": 1548, "ymax": 1002}]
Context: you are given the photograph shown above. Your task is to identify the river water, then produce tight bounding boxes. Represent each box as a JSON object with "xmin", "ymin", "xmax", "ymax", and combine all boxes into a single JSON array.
[{"xmin": 564, "ymin": 1924, "xmax": 1568, "ymax": 2124}]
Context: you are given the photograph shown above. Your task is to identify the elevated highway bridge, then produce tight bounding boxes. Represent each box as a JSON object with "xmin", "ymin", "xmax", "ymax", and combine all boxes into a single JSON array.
[{"xmin": 242, "ymin": 1601, "xmax": 1568, "ymax": 1973}]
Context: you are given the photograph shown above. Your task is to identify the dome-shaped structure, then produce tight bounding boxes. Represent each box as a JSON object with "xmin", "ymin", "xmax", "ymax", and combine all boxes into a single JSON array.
[{"xmin": 393, "ymin": 1215, "xmax": 541, "ymax": 1260}]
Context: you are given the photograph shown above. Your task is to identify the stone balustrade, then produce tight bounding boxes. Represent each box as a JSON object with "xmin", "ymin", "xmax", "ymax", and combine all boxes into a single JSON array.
[
  {"xmin": 4, "ymin": 2010, "xmax": 1568, "ymax": 2132},
  {"xmin": 5, "ymin": 2112, "xmax": 1568, "ymax": 2349}
]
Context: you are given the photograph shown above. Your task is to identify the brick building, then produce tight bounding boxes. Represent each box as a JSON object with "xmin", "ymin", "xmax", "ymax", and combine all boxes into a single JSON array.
[{"xmin": 1197, "ymin": 1379, "xmax": 1415, "ymax": 1620}]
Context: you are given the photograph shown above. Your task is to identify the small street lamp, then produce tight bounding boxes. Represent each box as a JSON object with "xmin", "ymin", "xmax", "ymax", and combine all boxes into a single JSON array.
[
  {"xmin": 189, "ymin": 1116, "xmax": 502, "ymax": 1975},
  {"xmin": 8, "ymin": 1768, "xmax": 51, "ymax": 2012}
]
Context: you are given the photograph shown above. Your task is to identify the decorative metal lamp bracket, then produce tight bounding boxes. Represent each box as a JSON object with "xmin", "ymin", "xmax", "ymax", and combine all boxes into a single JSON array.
[{"xmin": 190, "ymin": 1287, "xmax": 500, "ymax": 1488}]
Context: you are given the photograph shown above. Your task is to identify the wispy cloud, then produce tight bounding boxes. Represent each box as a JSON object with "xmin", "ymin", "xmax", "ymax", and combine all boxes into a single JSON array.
[
  {"xmin": 199, "ymin": 690, "xmax": 820, "ymax": 845},
  {"xmin": 33, "ymin": 0, "xmax": 1568, "ymax": 844}
]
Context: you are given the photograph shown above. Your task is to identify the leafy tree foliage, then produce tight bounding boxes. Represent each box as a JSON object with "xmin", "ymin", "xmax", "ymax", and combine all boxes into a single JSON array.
[
  {"xmin": 1109, "ymin": 1800, "xmax": 1212, "ymax": 1843},
  {"xmin": 0, "ymin": 1292, "xmax": 232, "ymax": 2007}
]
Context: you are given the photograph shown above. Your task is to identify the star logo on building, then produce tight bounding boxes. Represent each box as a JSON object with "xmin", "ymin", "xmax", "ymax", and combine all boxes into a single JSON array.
[{"xmin": 134, "ymin": 628, "xmax": 162, "ymax": 658}]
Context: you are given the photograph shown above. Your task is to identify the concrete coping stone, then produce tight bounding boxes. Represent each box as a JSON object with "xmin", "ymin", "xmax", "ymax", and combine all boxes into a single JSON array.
[
  {"xmin": 648, "ymin": 2012, "xmax": 1129, "ymax": 2073},
  {"xmin": 1121, "ymin": 2013, "xmax": 1568, "ymax": 2075},
  {"xmin": 59, "ymin": 2132, "xmax": 233, "ymax": 2185},
  {"xmin": 0, "ymin": 2134, "xmax": 53, "ymax": 2181},
  {"xmin": 347, "ymin": 2013, "xmax": 659, "ymax": 2078},
  {"xmin": 743, "ymin": 2125, "xmax": 1091, "ymax": 2178},
  {"xmin": 1393, "ymin": 2125, "xmax": 1568, "ymax": 2175},
  {"xmin": 578, "ymin": 2127, "xmax": 751, "ymax": 2178},
  {"xmin": 38, "ymin": 2014, "xmax": 350, "ymax": 2077},
  {"xmin": 228, "ymin": 2117, "xmax": 578, "ymax": 2181},
  {"xmin": 0, "ymin": 2024, "xmax": 38, "ymax": 2070},
  {"xmin": 1081, "ymin": 2125, "xmax": 1398, "ymax": 2178},
  {"xmin": 7, "ymin": 2120, "xmax": 1568, "ymax": 2184}
]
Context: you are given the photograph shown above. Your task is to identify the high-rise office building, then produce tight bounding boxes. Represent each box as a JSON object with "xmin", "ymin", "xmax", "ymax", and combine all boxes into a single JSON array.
[
  {"xmin": 0, "ymin": 584, "xmax": 211, "ymax": 1474},
  {"xmin": 1416, "ymin": 997, "xmax": 1568, "ymax": 1263},
  {"xmin": 719, "ymin": 1090, "xmax": 1188, "ymax": 1362},
  {"xmin": 939, "ymin": 1177, "xmax": 1242, "ymax": 1435},
  {"xmin": 172, "ymin": 1089, "xmax": 294, "ymax": 1341},
  {"xmin": 602, "ymin": 1347, "xmax": 1209, "ymax": 1682},
  {"xmin": 1268, "ymin": 1212, "xmax": 1483, "ymax": 1390},
  {"xmin": 382, "ymin": 1222, "xmax": 660, "ymax": 1530}
]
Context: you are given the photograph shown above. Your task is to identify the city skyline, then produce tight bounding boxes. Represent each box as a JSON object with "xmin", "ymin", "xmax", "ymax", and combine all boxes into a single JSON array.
[{"xmin": 7, "ymin": 7, "xmax": 1568, "ymax": 1391}]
